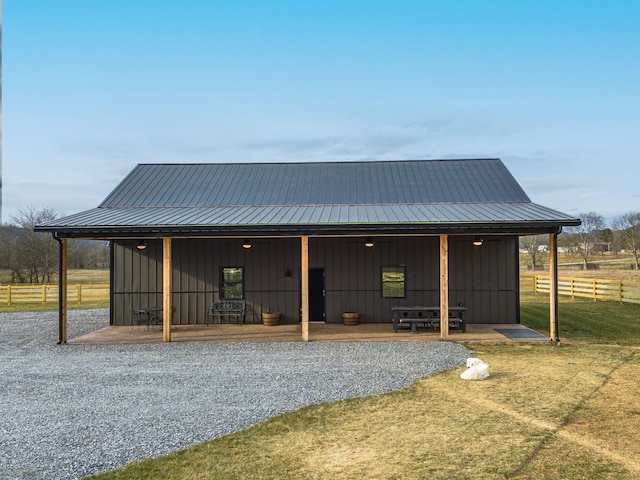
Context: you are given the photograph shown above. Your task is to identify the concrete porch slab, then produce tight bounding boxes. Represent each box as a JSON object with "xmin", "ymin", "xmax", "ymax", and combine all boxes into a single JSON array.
[{"xmin": 67, "ymin": 323, "xmax": 551, "ymax": 345}]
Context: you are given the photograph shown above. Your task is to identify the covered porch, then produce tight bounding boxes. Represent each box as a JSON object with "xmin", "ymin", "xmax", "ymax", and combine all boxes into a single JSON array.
[{"xmin": 55, "ymin": 232, "xmax": 563, "ymax": 344}]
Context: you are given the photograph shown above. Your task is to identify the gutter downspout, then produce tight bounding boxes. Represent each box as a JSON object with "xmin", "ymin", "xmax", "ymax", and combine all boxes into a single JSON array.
[{"xmin": 54, "ymin": 235, "xmax": 68, "ymax": 344}]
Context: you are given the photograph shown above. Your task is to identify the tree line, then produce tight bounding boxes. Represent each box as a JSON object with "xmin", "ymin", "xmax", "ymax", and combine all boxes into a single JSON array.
[
  {"xmin": 520, "ymin": 211, "xmax": 640, "ymax": 271},
  {"xmin": 0, "ymin": 207, "xmax": 109, "ymax": 284}
]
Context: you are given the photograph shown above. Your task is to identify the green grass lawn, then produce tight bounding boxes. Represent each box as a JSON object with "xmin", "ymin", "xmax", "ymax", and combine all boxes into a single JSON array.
[
  {"xmin": 520, "ymin": 291, "xmax": 640, "ymax": 346},
  {"xmin": 85, "ymin": 295, "xmax": 640, "ymax": 480}
]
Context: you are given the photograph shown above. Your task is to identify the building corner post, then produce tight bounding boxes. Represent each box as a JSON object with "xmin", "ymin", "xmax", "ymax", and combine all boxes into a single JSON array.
[
  {"xmin": 440, "ymin": 234, "xmax": 449, "ymax": 340},
  {"xmin": 163, "ymin": 237, "xmax": 172, "ymax": 343},
  {"xmin": 301, "ymin": 236, "xmax": 309, "ymax": 342},
  {"xmin": 549, "ymin": 232, "xmax": 560, "ymax": 345}
]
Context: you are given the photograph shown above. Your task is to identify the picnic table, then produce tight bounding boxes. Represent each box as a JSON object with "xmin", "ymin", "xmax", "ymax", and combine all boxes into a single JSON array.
[{"xmin": 392, "ymin": 306, "xmax": 467, "ymax": 334}]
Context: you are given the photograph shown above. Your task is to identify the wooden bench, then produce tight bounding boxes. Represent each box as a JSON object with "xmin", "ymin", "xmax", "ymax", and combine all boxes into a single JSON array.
[
  {"xmin": 392, "ymin": 306, "xmax": 466, "ymax": 334},
  {"xmin": 207, "ymin": 299, "xmax": 246, "ymax": 325}
]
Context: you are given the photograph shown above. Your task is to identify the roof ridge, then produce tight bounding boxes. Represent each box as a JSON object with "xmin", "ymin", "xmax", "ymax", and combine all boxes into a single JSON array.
[
  {"xmin": 99, "ymin": 200, "xmax": 534, "ymax": 209},
  {"xmin": 133, "ymin": 158, "xmax": 501, "ymax": 167}
]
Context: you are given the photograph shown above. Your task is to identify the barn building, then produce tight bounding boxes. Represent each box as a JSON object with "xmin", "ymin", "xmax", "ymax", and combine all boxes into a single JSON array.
[{"xmin": 36, "ymin": 159, "xmax": 580, "ymax": 343}]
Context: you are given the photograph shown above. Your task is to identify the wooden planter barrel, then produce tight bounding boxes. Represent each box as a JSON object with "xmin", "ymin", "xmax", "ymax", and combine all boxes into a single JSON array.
[
  {"xmin": 262, "ymin": 312, "xmax": 281, "ymax": 326},
  {"xmin": 342, "ymin": 312, "xmax": 360, "ymax": 325}
]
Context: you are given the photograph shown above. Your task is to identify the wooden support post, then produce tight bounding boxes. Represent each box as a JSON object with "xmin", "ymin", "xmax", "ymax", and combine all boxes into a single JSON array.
[
  {"xmin": 440, "ymin": 234, "xmax": 449, "ymax": 340},
  {"xmin": 571, "ymin": 278, "xmax": 575, "ymax": 300},
  {"xmin": 301, "ymin": 236, "xmax": 309, "ymax": 342},
  {"xmin": 549, "ymin": 233, "xmax": 559, "ymax": 344},
  {"xmin": 163, "ymin": 237, "xmax": 172, "ymax": 343},
  {"xmin": 58, "ymin": 238, "xmax": 68, "ymax": 344},
  {"xmin": 619, "ymin": 280, "xmax": 623, "ymax": 304}
]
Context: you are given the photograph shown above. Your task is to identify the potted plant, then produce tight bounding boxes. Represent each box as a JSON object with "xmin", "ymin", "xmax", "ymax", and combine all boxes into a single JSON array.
[
  {"xmin": 342, "ymin": 312, "xmax": 360, "ymax": 325},
  {"xmin": 262, "ymin": 312, "xmax": 281, "ymax": 326}
]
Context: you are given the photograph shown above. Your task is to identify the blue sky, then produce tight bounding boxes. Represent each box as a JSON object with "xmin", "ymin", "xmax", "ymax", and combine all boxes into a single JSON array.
[{"xmin": 3, "ymin": 0, "xmax": 639, "ymax": 223}]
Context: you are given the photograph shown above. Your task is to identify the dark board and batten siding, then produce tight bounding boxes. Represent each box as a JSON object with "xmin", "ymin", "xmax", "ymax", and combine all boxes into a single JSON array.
[
  {"xmin": 448, "ymin": 236, "xmax": 520, "ymax": 324},
  {"xmin": 310, "ymin": 237, "xmax": 441, "ymax": 324},
  {"xmin": 112, "ymin": 238, "xmax": 301, "ymax": 325},
  {"xmin": 172, "ymin": 237, "xmax": 301, "ymax": 325},
  {"xmin": 111, "ymin": 241, "xmax": 163, "ymax": 326},
  {"xmin": 111, "ymin": 235, "xmax": 519, "ymax": 326},
  {"xmin": 311, "ymin": 236, "xmax": 518, "ymax": 325}
]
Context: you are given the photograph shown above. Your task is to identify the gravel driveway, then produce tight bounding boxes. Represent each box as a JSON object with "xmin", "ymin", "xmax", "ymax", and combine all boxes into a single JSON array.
[{"xmin": 0, "ymin": 309, "xmax": 470, "ymax": 479}]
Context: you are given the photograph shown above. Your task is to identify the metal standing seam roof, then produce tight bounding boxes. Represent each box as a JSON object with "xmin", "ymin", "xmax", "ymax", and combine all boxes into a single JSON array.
[
  {"xmin": 36, "ymin": 159, "xmax": 581, "ymax": 237},
  {"xmin": 98, "ymin": 158, "xmax": 530, "ymax": 207}
]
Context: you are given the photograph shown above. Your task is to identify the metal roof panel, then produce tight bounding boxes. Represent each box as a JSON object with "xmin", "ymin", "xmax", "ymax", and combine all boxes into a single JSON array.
[
  {"xmin": 39, "ymin": 202, "xmax": 579, "ymax": 229},
  {"xmin": 98, "ymin": 159, "xmax": 531, "ymax": 208}
]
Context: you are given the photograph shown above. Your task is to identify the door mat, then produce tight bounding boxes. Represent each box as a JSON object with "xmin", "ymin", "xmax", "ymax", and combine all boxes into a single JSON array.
[{"xmin": 494, "ymin": 328, "xmax": 549, "ymax": 341}]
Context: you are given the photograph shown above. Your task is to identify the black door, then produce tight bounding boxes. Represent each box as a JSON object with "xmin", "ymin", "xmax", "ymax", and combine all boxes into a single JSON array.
[{"xmin": 309, "ymin": 268, "xmax": 325, "ymax": 322}]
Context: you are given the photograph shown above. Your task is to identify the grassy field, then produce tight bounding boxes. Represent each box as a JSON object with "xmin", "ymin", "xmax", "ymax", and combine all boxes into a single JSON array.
[
  {"xmin": 64, "ymin": 268, "xmax": 110, "ymax": 284},
  {"xmin": 520, "ymin": 252, "xmax": 640, "ymax": 283},
  {"xmin": 86, "ymin": 293, "xmax": 640, "ymax": 479},
  {"xmin": 0, "ymin": 268, "xmax": 110, "ymax": 285}
]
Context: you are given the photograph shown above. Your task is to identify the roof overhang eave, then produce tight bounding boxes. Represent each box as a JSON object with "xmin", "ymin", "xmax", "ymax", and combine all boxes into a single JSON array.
[{"xmin": 36, "ymin": 219, "xmax": 580, "ymax": 239}]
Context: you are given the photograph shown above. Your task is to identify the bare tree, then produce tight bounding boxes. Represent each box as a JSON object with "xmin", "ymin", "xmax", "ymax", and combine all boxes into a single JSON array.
[
  {"xmin": 519, "ymin": 234, "xmax": 547, "ymax": 270},
  {"xmin": 557, "ymin": 231, "xmax": 576, "ymax": 255},
  {"xmin": 68, "ymin": 240, "xmax": 110, "ymax": 269},
  {"xmin": 68, "ymin": 240, "xmax": 88, "ymax": 269},
  {"xmin": 614, "ymin": 211, "xmax": 640, "ymax": 270},
  {"xmin": 86, "ymin": 241, "xmax": 110, "ymax": 268},
  {"xmin": 570, "ymin": 211, "xmax": 604, "ymax": 269},
  {"xmin": 0, "ymin": 225, "xmax": 27, "ymax": 282},
  {"xmin": 10, "ymin": 207, "xmax": 59, "ymax": 283},
  {"xmin": 1, "ymin": 210, "xmax": 111, "ymax": 284}
]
